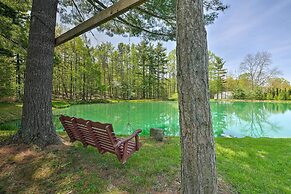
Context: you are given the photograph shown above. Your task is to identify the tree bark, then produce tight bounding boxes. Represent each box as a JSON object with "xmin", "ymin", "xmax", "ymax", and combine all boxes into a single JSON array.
[
  {"xmin": 15, "ymin": 54, "xmax": 21, "ymax": 101},
  {"xmin": 18, "ymin": 0, "xmax": 61, "ymax": 147},
  {"xmin": 176, "ymin": 0, "xmax": 217, "ymax": 193}
]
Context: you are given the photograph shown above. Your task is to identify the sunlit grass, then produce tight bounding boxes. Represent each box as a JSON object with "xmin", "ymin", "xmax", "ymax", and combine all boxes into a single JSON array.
[{"xmin": 216, "ymin": 137, "xmax": 291, "ymax": 193}]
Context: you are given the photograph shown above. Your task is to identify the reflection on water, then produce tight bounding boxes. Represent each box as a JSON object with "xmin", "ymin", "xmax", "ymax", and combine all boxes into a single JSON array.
[
  {"xmin": 2, "ymin": 102, "xmax": 291, "ymax": 138},
  {"xmin": 53, "ymin": 101, "xmax": 291, "ymax": 138},
  {"xmin": 53, "ymin": 102, "xmax": 180, "ymax": 136},
  {"xmin": 211, "ymin": 102, "xmax": 289, "ymax": 137}
]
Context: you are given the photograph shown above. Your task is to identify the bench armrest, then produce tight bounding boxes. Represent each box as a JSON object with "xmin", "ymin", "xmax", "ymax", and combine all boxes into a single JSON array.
[{"xmin": 114, "ymin": 129, "xmax": 142, "ymax": 148}]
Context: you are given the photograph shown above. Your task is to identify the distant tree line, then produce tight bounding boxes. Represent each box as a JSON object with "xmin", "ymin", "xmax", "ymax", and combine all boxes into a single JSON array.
[
  {"xmin": 53, "ymin": 36, "xmax": 176, "ymax": 100},
  {"xmin": 2, "ymin": 37, "xmax": 291, "ymax": 101},
  {"xmin": 207, "ymin": 51, "xmax": 291, "ymax": 100},
  {"xmin": 226, "ymin": 52, "xmax": 291, "ymax": 100},
  {"xmin": 1, "ymin": 10, "xmax": 290, "ymax": 102}
]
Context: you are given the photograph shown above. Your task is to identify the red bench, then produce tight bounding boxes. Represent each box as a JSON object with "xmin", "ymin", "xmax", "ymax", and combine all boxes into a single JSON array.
[{"xmin": 59, "ymin": 115, "xmax": 142, "ymax": 164}]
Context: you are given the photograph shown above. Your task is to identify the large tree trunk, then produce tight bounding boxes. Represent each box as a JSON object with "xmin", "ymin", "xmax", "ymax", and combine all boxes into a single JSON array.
[
  {"xmin": 18, "ymin": 0, "xmax": 61, "ymax": 147},
  {"xmin": 176, "ymin": 0, "xmax": 217, "ymax": 193}
]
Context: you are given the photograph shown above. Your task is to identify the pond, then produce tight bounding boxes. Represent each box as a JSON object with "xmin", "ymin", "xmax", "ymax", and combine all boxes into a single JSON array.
[{"xmin": 2, "ymin": 101, "xmax": 291, "ymax": 138}]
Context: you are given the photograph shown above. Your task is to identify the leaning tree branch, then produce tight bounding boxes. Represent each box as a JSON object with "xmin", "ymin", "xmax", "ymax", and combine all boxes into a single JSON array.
[
  {"xmin": 71, "ymin": 0, "xmax": 99, "ymax": 42},
  {"xmin": 88, "ymin": 0, "xmax": 172, "ymax": 37}
]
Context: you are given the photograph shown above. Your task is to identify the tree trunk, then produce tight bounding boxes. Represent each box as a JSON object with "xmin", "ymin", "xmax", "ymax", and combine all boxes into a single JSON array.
[
  {"xmin": 70, "ymin": 60, "xmax": 73, "ymax": 99},
  {"xmin": 15, "ymin": 54, "xmax": 21, "ymax": 101},
  {"xmin": 176, "ymin": 0, "xmax": 217, "ymax": 193},
  {"xmin": 142, "ymin": 58, "xmax": 146, "ymax": 99},
  {"xmin": 18, "ymin": 0, "xmax": 61, "ymax": 147}
]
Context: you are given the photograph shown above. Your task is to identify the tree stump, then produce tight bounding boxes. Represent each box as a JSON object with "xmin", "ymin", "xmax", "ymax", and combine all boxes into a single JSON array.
[{"xmin": 150, "ymin": 128, "xmax": 164, "ymax": 141}]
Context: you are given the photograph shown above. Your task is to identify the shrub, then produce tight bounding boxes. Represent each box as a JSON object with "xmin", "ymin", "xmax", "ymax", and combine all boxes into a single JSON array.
[
  {"xmin": 233, "ymin": 89, "xmax": 246, "ymax": 99},
  {"xmin": 52, "ymin": 101, "xmax": 71, "ymax": 108},
  {"xmin": 266, "ymin": 93, "xmax": 274, "ymax": 100},
  {"xmin": 254, "ymin": 88, "xmax": 264, "ymax": 100}
]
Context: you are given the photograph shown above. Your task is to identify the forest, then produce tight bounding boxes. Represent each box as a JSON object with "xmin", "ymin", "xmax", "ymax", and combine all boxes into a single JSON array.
[
  {"xmin": 2, "ymin": 33, "xmax": 291, "ymax": 101},
  {"xmin": 1, "ymin": 0, "xmax": 291, "ymax": 102}
]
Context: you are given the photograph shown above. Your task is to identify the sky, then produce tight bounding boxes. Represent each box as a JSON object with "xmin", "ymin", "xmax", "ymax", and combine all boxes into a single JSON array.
[
  {"xmin": 71, "ymin": 0, "xmax": 291, "ymax": 82},
  {"xmin": 206, "ymin": 0, "xmax": 291, "ymax": 82}
]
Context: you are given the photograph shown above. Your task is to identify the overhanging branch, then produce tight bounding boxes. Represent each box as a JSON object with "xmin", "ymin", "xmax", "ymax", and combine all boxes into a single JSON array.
[{"xmin": 55, "ymin": 0, "xmax": 148, "ymax": 46}]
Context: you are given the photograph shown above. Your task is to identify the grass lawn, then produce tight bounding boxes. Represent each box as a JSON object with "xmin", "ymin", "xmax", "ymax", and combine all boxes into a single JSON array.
[
  {"xmin": 216, "ymin": 138, "xmax": 291, "ymax": 193},
  {"xmin": 0, "ymin": 131, "xmax": 290, "ymax": 193},
  {"xmin": 0, "ymin": 103, "xmax": 22, "ymax": 124}
]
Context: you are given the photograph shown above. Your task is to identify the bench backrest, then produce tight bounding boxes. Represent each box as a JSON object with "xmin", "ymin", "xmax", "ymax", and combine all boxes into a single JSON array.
[{"xmin": 59, "ymin": 115, "xmax": 121, "ymax": 157}]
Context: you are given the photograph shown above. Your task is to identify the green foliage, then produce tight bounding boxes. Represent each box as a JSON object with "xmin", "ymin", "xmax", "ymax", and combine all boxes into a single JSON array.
[
  {"xmin": 0, "ymin": 57, "xmax": 15, "ymax": 97},
  {"xmin": 168, "ymin": 93, "xmax": 178, "ymax": 101},
  {"xmin": 0, "ymin": 0, "xmax": 30, "ymax": 53},
  {"xmin": 254, "ymin": 88, "xmax": 263, "ymax": 100},
  {"xmin": 247, "ymin": 88, "xmax": 264, "ymax": 100},
  {"xmin": 70, "ymin": 99, "xmax": 112, "ymax": 104},
  {"xmin": 0, "ymin": 0, "xmax": 30, "ymax": 100},
  {"xmin": 225, "ymin": 75, "xmax": 291, "ymax": 101},
  {"xmin": 233, "ymin": 89, "xmax": 246, "ymax": 99},
  {"xmin": 225, "ymin": 51, "xmax": 291, "ymax": 101},
  {"xmin": 276, "ymin": 92, "xmax": 287, "ymax": 101},
  {"xmin": 52, "ymin": 101, "xmax": 71, "ymax": 109},
  {"xmin": 266, "ymin": 93, "xmax": 274, "ymax": 100},
  {"xmin": 208, "ymin": 51, "xmax": 227, "ymax": 98},
  {"xmin": 59, "ymin": 0, "xmax": 228, "ymax": 41},
  {"xmin": 54, "ymin": 36, "xmax": 173, "ymax": 101}
]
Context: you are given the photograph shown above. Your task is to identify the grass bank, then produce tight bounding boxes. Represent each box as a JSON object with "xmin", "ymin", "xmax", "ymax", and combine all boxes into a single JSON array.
[
  {"xmin": 0, "ymin": 131, "xmax": 290, "ymax": 193},
  {"xmin": 52, "ymin": 100, "xmax": 71, "ymax": 108},
  {"xmin": 211, "ymin": 99, "xmax": 291, "ymax": 103},
  {"xmin": 0, "ymin": 101, "xmax": 71, "ymax": 126}
]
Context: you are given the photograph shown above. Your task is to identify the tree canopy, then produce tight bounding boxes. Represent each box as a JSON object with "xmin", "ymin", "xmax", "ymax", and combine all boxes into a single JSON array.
[
  {"xmin": 0, "ymin": 0, "xmax": 30, "ymax": 56},
  {"xmin": 59, "ymin": 0, "xmax": 228, "ymax": 41}
]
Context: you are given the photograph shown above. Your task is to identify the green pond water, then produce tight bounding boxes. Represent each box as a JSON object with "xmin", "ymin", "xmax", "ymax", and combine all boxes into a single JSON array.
[{"xmin": 3, "ymin": 101, "xmax": 291, "ymax": 138}]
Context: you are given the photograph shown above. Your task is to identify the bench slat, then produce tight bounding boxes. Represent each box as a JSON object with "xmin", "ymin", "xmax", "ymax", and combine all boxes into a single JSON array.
[{"xmin": 59, "ymin": 115, "xmax": 142, "ymax": 164}]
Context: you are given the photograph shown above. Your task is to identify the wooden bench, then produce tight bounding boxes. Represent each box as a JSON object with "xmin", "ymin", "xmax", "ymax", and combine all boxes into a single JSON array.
[{"xmin": 59, "ymin": 115, "xmax": 142, "ymax": 164}]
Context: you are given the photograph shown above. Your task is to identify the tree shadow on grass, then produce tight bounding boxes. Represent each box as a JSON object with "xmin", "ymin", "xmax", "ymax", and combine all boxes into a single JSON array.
[
  {"xmin": 0, "ymin": 133, "xmax": 236, "ymax": 193},
  {"xmin": 0, "ymin": 137, "xmax": 181, "ymax": 193}
]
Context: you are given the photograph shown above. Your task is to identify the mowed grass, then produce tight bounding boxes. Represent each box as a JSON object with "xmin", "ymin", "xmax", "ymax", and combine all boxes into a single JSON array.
[
  {"xmin": 216, "ymin": 138, "xmax": 291, "ymax": 193},
  {"xmin": 0, "ymin": 131, "xmax": 290, "ymax": 193}
]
